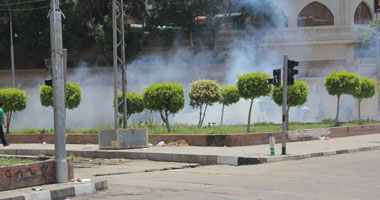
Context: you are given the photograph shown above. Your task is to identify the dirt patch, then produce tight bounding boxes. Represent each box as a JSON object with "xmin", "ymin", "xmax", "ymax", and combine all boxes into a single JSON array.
[{"xmin": 167, "ymin": 139, "xmax": 189, "ymax": 147}]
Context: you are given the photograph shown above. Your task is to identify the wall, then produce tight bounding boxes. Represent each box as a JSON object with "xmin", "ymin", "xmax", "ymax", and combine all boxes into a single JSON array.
[{"xmin": 0, "ymin": 157, "xmax": 74, "ymax": 191}]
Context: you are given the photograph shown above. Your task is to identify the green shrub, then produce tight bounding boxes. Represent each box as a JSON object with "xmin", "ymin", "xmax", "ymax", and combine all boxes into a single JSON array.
[
  {"xmin": 237, "ymin": 72, "xmax": 272, "ymax": 133},
  {"xmin": 189, "ymin": 80, "xmax": 222, "ymax": 127},
  {"xmin": 0, "ymin": 88, "xmax": 27, "ymax": 134},
  {"xmin": 352, "ymin": 77, "xmax": 377, "ymax": 125},
  {"xmin": 325, "ymin": 70, "xmax": 359, "ymax": 126},
  {"xmin": 117, "ymin": 92, "xmax": 144, "ymax": 126},
  {"xmin": 40, "ymin": 82, "xmax": 82, "ymax": 110},
  {"xmin": 272, "ymin": 80, "xmax": 309, "ymax": 128},
  {"xmin": 143, "ymin": 82, "xmax": 185, "ymax": 132},
  {"xmin": 218, "ymin": 86, "xmax": 240, "ymax": 126}
]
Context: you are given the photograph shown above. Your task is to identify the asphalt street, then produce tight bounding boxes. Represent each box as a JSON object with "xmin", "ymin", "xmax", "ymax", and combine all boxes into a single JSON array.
[{"xmin": 72, "ymin": 150, "xmax": 380, "ymax": 200}]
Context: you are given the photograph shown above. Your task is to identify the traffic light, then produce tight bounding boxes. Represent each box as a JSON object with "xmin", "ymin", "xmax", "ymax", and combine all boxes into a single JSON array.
[
  {"xmin": 45, "ymin": 79, "xmax": 53, "ymax": 87},
  {"xmin": 267, "ymin": 69, "xmax": 281, "ymax": 87},
  {"xmin": 287, "ymin": 60, "xmax": 299, "ymax": 86}
]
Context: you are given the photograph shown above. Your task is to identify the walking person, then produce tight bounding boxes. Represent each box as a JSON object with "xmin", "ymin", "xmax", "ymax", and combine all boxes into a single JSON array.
[{"xmin": 0, "ymin": 102, "xmax": 9, "ymax": 147}]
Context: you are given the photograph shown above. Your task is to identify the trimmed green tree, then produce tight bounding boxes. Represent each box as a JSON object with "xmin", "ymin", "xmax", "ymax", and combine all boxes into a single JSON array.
[
  {"xmin": 325, "ymin": 70, "xmax": 360, "ymax": 126},
  {"xmin": 0, "ymin": 88, "xmax": 27, "ymax": 134},
  {"xmin": 218, "ymin": 86, "xmax": 240, "ymax": 126},
  {"xmin": 143, "ymin": 82, "xmax": 185, "ymax": 132},
  {"xmin": 352, "ymin": 77, "xmax": 376, "ymax": 125},
  {"xmin": 272, "ymin": 80, "xmax": 309, "ymax": 128},
  {"xmin": 40, "ymin": 82, "xmax": 82, "ymax": 109},
  {"xmin": 237, "ymin": 72, "xmax": 272, "ymax": 133},
  {"xmin": 117, "ymin": 92, "xmax": 144, "ymax": 126},
  {"xmin": 189, "ymin": 80, "xmax": 222, "ymax": 127}
]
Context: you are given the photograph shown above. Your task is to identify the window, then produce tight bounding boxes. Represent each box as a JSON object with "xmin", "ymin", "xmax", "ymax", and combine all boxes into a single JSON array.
[
  {"xmin": 354, "ymin": 2, "xmax": 372, "ymax": 24},
  {"xmin": 297, "ymin": 2, "xmax": 334, "ymax": 27}
]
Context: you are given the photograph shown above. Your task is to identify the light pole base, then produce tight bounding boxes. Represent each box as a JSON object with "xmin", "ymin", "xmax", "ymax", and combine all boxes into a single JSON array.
[{"xmin": 55, "ymin": 159, "xmax": 68, "ymax": 183}]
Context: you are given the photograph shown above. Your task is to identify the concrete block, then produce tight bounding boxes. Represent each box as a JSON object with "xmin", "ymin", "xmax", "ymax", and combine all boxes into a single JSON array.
[
  {"xmin": 49, "ymin": 187, "xmax": 75, "ymax": 200},
  {"xmin": 99, "ymin": 129, "xmax": 147, "ymax": 149},
  {"xmin": 24, "ymin": 191, "xmax": 51, "ymax": 200},
  {"xmin": 217, "ymin": 156, "xmax": 238, "ymax": 165},
  {"xmin": 74, "ymin": 183, "xmax": 96, "ymax": 196},
  {"xmin": 162, "ymin": 153, "xmax": 173, "ymax": 162},
  {"xmin": 171, "ymin": 154, "xmax": 181, "ymax": 162},
  {"xmin": 310, "ymin": 152, "xmax": 324, "ymax": 157},
  {"xmin": 95, "ymin": 180, "xmax": 108, "ymax": 191},
  {"xmin": 207, "ymin": 155, "xmax": 218, "ymax": 165}
]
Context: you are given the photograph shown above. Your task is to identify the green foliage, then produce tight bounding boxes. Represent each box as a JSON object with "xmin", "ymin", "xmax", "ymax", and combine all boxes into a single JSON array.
[
  {"xmin": 353, "ymin": 78, "xmax": 377, "ymax": 100},
  {"xmin": 325, "ymin": 70, "xmax": 360, "ymax": 96},
  {"xmin": 0, "ymin": 88, "xmax": 27, "ymax": 113},
  {"xmin": 0, "ymin": 88, "xmax": 28, "ymax": 133},
  {"xmin": 189, "ymin": 80, "xmax": 222, "ymax": 127},
  {"xmin": 189, "ymin": 80, "xmax": 222, "ymax": 108},
  {"xmin": 39, "ymin": 82, "xmax": 82, "ymax": 110},
  {"xmin": 237, "ymin": 72, "xmax": 272, "ymax": 133},
  {"xmin": 143, "ymin": 82, "xmax": 185, "ymax": 132},
  {"xmin": 362, "ymin": 19, "xmax": 378, "ymax": 48},
  {"xmin": 219, "ymin": 86, "xmax": 240, "ymax": 106},
  {"xmin": 237, "ymin": 72, "xmax": 272, "ymax": 99},
  {"xmin": 325, "ymin": 70, "xmax": 360, "ymax": 126},
  {"xmin": 117, "ymin": 92, "xmax": 144, "ymax": 119},
  {"xmin": 272, "ymin": 80, "xmax": 309, "ymax": 107}
]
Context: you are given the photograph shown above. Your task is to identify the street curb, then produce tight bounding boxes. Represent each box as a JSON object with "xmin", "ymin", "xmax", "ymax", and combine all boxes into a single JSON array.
[
  {"xmin": 2, "ymin": 146, "xmax": 380, "ymax": 166},
  {"xmin": 0, "ymin": 180, "xmax": 107, "ymax": 200}
]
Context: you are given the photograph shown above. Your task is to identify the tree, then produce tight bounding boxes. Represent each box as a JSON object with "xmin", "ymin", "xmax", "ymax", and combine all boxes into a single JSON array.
[
  {"xmin": 218, "ymin": 86, "xmax": 240, "ymax": 126},
  {"xmin": 143, "ymin": 82, "xmax": 185, "ymax": 132},
  {"xmin": 0, "ymin": 88, "xmax": 27, "ymax": 134},
  {"xmin": 40, "ymin": 82, "xmax": 82, "ymax": 110},
  {"xmin": 189, "ymin": 79, "xmax": 222, "ymax": 127},
  {"xmin": 325, "ymin": 70, "xmax": 360, "ymax": 126},
  {"xmin": 272, "ymin": 80, "xmax": 309, "ymax": 127},
  {"xmin": 117, "ymin": 92, "xmax": 144, "ymax": 127},
  {"xmin": 237, "ymin": 72, "xmax": 271, "ymax": 133},
  {"xmin": 352, "ymin": 77, "xmax": 376, "ymax": 125}
]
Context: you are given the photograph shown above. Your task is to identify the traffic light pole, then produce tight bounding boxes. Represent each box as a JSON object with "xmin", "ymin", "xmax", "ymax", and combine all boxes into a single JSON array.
[
  {"xmin": 282, "ymin": 55, "xmax": 288, "ymax": 155},
  {"xmin": 50, "ymin": 0, "xmax": 67, "ymax": 183}
]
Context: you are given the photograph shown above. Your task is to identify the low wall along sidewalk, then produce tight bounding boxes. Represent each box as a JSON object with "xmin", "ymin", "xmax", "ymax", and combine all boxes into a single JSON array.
[
  {"xmin": 6, "ymin": 124, "xmax": 380, "ymax": 147},
  {"xmin": 0, "ymin": 156, "xmax": 74, "ymax": 191}
]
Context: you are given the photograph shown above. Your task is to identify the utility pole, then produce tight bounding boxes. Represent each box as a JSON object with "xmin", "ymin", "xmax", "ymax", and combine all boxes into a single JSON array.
[
  {"xmin": 376, "ymin": 12, "xmax": 380, "ymax": 115},
  {"xmin": 9, "ymin": 9, "xmax": 15, "ymax": 88},
  {"xmin": 112, "ymin": 0, "xmax": 127, "ymax": 129},
  {"xmin": 282, "ymin": 55, "xmax": 288, "ymax": 155},
  {"xmin": 50, "ymin": 0, "xmax": 67, "ymax": 183}
]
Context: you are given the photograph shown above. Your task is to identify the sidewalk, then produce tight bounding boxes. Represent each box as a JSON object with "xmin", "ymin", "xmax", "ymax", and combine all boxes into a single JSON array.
[
  {"xmin": 2, "ymin": 134, "xmax": 380, "ymax": 166},
  {"xmin": 0, "ymin": 179, "xmax": 107, "ymax": 200}
]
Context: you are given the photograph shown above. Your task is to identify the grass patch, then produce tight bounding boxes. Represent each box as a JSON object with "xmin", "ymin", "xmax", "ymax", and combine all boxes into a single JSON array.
[
  {"xmin": 7, "ymin": 119, "xmax": 380, "ymax": 135},
  {"xmin": 0, "ymin": 157, "xmax": 39, "ymax": 166}
]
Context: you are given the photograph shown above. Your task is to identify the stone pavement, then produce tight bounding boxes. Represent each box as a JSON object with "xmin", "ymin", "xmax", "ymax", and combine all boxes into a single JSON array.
[
  {"xmin": 2, "ymin": 134, "xmax": 380, "ymax": 166},
  {"xmin": 0, "ymin": 134, "xmax": 380, "ymax": 200}
]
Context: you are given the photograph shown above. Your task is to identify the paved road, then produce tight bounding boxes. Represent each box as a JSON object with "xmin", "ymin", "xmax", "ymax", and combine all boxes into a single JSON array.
[{"xmin": 72, "ymin": 151, "xmax": 380, "ymax": 200}]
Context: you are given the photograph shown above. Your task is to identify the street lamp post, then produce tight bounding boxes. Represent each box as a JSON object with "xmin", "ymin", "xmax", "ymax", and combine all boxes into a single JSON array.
[{"xmin": 8, "ymin": 9, "xmax": 15, "ymax": 88}]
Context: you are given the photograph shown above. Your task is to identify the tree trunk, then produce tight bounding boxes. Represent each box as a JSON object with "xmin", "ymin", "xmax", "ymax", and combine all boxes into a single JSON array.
[
  {"xmin": 198, "ymin": 105, "xmax": 203, "ymax": 127},
  {"xmin": 358, "ymin": 99, "xmax": 362, "ymax": 125},
  {"xmin": 334, "ymin": 95, "xmax": 341, "ymax": 126},
  {"xmin": 220, "ymin": 104, "xmax": 225, "ymax": 126},
  {"xmin": 160, "ymin": 111, "xmax": 171, "ymax": 132},
  {"xmin": 165, "ymin": 110, "xmax": 171, "ymax": 132},
  {"xmin": 247, "ymin": 98, "xmax": 254, "ymax": 133},
  {"xmin": 189, "ymin": 30, "xmax": 194, "ymax": 47},
  {"xmin": 6, "ymin": 111, "xmax": 12, "ymax": 134},
  {"xmin": 200, "ymin": 104, "xmax": 208, "ymax": 128}
]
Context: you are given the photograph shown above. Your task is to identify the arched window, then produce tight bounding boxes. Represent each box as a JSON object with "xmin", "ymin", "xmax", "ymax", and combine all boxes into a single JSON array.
[
  {"xmin": 354, "ymin": 2, "xmax": 372, "ymax": 24},
  {"xmin": 297, "ymin": 2, "xmax": 334, "ymax": 27}
]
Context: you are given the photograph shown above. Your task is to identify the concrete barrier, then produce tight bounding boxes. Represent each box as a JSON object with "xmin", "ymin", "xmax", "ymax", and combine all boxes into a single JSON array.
[{"xmin": 99, "ymin": 128, "xmax": 148, "ymax": 149}]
